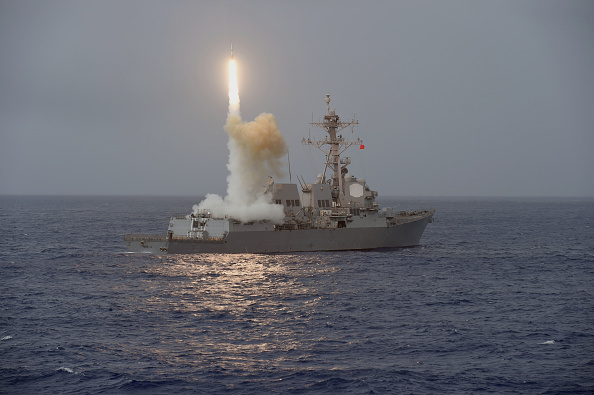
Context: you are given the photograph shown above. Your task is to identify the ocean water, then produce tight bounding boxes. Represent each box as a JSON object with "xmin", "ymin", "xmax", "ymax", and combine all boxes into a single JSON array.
[{"xmin": 1, "ymin": 196, "xmax": 593, "ymax": 394}]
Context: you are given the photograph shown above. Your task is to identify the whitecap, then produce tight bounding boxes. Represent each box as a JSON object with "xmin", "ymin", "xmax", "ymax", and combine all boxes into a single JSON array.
[
  {"xmin": 56, "ymin": 367, "xmax": 74, "ymax": 373},
  {"xmin": 540, "ymin": 340, "xmax": 555, "ymax": 344},
  {"xmin": 1, "ymin": 335, "xmax": 13, "ymax": 341}
]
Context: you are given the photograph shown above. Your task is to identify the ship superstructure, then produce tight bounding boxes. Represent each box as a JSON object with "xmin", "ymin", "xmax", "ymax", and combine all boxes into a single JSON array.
[{"xmin": 124, "ymin": 95, "xmax": 434, "ymax": 254}]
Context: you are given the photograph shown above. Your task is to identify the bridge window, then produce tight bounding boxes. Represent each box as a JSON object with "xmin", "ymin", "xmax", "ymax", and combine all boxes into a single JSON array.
[
  {"xmin": 285, "ymin": 199, "xmax": 301, "ymax": 207},
  {"xmin": 317, "ymin": 199, "xmax": 330, "ymax": 208}
]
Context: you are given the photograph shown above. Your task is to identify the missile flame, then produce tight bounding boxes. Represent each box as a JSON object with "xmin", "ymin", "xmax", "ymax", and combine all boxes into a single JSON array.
[{"xmin": 228, "ymin": 58, "xmax": 240, "ymax": 117}]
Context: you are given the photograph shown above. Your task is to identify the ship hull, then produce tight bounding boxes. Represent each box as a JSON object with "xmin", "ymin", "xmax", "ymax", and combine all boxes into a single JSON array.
[{"xmin": 124, "ymin": 212, "xmax": 433, "ymax": 254}]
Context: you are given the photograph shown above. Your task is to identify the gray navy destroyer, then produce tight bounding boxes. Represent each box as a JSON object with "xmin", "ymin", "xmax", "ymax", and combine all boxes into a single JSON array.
[{"xmin": 124, "ymin": 95, "xmax": 434, "ymax": 254}]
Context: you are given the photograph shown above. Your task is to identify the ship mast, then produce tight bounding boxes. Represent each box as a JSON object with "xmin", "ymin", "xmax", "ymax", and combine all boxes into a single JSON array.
[{"xmin": 302, "ymin": 94, "xmax": 361, "ymax": 206}]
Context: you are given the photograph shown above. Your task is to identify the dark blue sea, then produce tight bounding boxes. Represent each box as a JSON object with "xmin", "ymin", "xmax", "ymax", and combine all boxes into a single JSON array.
[{"xmin": 1, "ymin": 196, "xmax": 593, "ymax": 394}]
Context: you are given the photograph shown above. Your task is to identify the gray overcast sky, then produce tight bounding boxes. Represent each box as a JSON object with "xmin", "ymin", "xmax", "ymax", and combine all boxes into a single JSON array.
[{"xmin": 1, "ymin": 0, "xmax": 593, "ymax": 196}]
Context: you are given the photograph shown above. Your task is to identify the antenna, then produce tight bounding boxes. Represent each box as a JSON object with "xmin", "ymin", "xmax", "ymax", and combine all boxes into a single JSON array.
[
  {"xmin": 296, "ymin": 175, "xmax": 304, "ymax": 190},
  {"xmin": 287, "ymin": 149, "xmax": 292, "ymax": 183},
  {"xmin": 298, "ymin": 175, "xmax": 310, "ymax": 193}
]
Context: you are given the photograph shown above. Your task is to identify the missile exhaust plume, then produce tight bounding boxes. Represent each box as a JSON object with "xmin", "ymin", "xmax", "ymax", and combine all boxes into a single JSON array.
[
  {"xmin": 228, "ymin": 56, "xmax": 240, "ymax": 117},
  {"xmin": 193, "ymin": 48, "xmax": 287, "ymax": 223}
]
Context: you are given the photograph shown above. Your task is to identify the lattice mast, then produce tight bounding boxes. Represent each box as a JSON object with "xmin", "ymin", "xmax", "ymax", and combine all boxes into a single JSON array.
[{"xmin": 302, "ymin": 94, "xmax": 362, "ymax": 205}]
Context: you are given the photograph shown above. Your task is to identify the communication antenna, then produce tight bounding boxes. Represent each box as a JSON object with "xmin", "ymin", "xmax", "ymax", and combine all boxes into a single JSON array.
[
  {"xmin": 287, "ymin": 149, "xmax": 292, "ymax": 183},
  {"xmin": 296, "ymin": 175, "xmax": 304, "ymax": 191}
]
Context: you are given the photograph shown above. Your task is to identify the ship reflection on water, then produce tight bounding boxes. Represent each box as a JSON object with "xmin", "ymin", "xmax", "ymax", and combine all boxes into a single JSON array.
[{"xmin": 129, "ymin": 253, "xmax": 341, "ymax": 372}]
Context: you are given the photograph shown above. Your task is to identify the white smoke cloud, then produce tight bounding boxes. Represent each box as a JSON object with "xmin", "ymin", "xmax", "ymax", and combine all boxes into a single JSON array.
[{"xmin": 193, "ymin": 112, "xmax": 288, "ymax": 223}]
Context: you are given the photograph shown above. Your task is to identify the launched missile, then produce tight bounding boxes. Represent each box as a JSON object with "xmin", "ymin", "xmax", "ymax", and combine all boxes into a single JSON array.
[{"xmin": 228, "ymin": 44, "xmax": 239, "ymax": 115}]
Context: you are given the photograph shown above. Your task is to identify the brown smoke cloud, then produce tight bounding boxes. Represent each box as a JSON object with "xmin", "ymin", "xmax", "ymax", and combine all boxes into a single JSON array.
[{"xmin": 193, "ymin": 112, "xmax": 288, "ymax": 223}]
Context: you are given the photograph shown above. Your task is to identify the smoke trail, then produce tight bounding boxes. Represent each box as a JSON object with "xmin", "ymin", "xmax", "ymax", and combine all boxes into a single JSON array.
[{"xmin": 192, "ymin": 56, "xmax": 287, "ymax": 223}]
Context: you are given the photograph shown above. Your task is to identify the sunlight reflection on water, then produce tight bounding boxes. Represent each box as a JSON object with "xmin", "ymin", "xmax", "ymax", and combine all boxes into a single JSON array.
[{"xmin": 126, "ymin": 253, "xmax": 342, "ymax": 372}]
